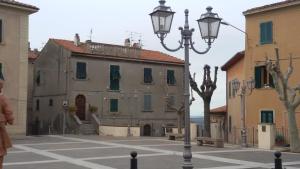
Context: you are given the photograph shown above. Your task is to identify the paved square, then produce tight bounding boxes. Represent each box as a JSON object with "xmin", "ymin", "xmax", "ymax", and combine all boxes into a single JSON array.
[{"xmin": 4, "ymin": 135, "xmax": 300, "ymax": 169}]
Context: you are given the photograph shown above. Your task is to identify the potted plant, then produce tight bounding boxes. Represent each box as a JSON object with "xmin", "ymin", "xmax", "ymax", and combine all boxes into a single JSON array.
[
  {"xmin": 88, "ymin": 105, "xmax": 98, "ymax": 114},
  {"xmin": 68, "ymin": 105, "xmax": 77, "ymax": 115},
  {"xmin": 275, "ymin": 134, "xmax": 285, "ymax": 146}
]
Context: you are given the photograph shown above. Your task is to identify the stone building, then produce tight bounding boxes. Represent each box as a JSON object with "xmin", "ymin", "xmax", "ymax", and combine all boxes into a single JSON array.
[
  {"xmin": 0, "ymin": 0, "xmax": 38, "ymax": 134},
  {"xmin": 31, "ymin": 35, "xmax": 184, "ymax": 136}
]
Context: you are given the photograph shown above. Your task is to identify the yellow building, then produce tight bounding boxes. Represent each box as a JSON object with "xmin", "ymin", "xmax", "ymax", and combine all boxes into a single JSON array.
[
  {"xmin": 0, "ymin": 1, "xmax": 38, "ymax": 134},
  {"xmin": 222, "ymin": 0, "xmax": 300, "ymax": 145}
]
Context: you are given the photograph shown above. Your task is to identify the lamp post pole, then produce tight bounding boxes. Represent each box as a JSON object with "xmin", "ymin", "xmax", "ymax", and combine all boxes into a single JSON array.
[
  {"xmin": 150, "ymin": 1, "xmax": 222, "ymax": 168},
  {"xmin": 232, "ymin": 79, "xmax": 255, "ymax": 148}
]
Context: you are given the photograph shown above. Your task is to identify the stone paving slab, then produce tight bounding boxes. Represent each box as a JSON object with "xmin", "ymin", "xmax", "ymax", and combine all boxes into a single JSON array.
[
  {"xmin": 4, "ymin": 162, "xmax": 90, "ymax": 169},
  {"xmin": 11, "ymin": 136, "xmax": 71, "ymax": 144},
  {"xmin": 146, "ymin": 144, "xmax": 235, "ymax": 152},
  {"xmin": 205, "ymin": 151, "xmax": 300, "ymax": 163},
  {"xmin": 89, "ymin": 154, "xmax": 239, "ymax": 169},
  {"xmin": 5, "ymin": 152, "xmax": 54, "ymax": 163}
]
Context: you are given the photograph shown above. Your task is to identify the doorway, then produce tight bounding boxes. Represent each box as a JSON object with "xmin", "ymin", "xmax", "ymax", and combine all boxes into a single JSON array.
[
  {"xmin": 143, "ymin": 124, "xmax": 151, "ymax": 136},
  {"xmin": 75, "ymin": 95, "xmax": 86, "ymax": 120}
]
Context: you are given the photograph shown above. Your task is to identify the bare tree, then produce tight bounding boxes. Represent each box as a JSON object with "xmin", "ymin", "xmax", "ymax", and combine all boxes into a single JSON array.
[
  {"xmin": 189, "ymin": 65, "xmax": 218, "ymax": 137},
  {"xmin": 166, "ymin": 97, "xmax": 195, "ymax": 134},
  {"xmin": 265, "ymin": 48, "xmax": 300, "ymax": 152}
]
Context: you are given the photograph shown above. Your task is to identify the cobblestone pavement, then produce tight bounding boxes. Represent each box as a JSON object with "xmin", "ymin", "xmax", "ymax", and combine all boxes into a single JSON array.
[{"xmin": 4, "ymin": 135, "xmax": 300, "ymax": 169}]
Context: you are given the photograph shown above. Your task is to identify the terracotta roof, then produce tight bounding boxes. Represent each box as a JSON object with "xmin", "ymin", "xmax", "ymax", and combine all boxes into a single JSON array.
[
  {"xmin": 0, "ymin": 0, "xmax": 39, "ymax": 11},
  {"xmin": 243, "ymin": 0, "xmax": 300, "ymax": 16},
  {"xmin": 221, "ymin": 51, "xmax": 245, "ymax": 71},
  {"xmin": 28, "ymin": 49, "xmax": 39, "ymax": 61},
  {"xmin": 51, "ymin": 39, "xmax": 184, "ymax": 65},
  {"xmin": 210, "ymin": 105, "xmax": 227, "ymax": 114}
]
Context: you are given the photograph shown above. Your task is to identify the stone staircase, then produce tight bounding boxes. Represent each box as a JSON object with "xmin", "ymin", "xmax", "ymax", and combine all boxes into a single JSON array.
[{"xmin": 79, "ymin": 121, "xmax": 97, "ymax": 135}]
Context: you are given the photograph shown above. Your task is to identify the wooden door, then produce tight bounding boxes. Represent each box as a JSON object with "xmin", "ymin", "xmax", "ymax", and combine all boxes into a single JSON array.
[{"xmin": 75, "ymin": 95, "xmax": 86, "ymax": 120}]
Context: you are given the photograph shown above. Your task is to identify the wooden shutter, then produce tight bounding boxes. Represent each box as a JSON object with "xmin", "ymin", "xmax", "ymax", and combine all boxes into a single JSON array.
[
  {"xmin": 255, "ymin": 66, "xmax": 262, "ymax": 88},
  {"xmin": 228, "ymin": 81, "xmax": 232, "ymax": 98},
  {"xmin": 0, "ymin": 20, "xmax": 2, "ymax": 43},
  {"xmin": 144, "ymin": 95, "xmax": 152, "ymax": 111},
  {"xmin": 260, "ymin": 23, "xmax": 266, "ymax": 44},
  {"xmin": 144, "ymin": 68, "xmax": 152, "ymax": 83},
  {"xmin": 266, "ymin": 22, "xmax": 273, "ymax": 43},
  {"xmin": 76, "ymin": 62, "xmax": 86, "ymax": 79},
  {"xmin": 167, "ymin": 70, "xmax": 175, "ymax": 85},
  {"xmin": 269, "ymin": 73, "xmax": 275, "ymax": 88},
  {"xmin": 110, "ymin": 65, "xmax": 120, "ymax": 90},
  {"xmin": 110, "ymin": 99, "xmax": 118, "ymax": 112}
]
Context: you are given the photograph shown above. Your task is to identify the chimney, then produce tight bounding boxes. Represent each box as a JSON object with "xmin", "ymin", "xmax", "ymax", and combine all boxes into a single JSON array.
[
  {"xmin": 74, "ymin": 33, "xmax": 80, "ymax": 46},
  {"xmin": 132, "ymin": 43, "xmax": 141, "ymax": 49},
  {"xmin": 124, "ymin": 38, "xmax": 131, "ymax": 47}
]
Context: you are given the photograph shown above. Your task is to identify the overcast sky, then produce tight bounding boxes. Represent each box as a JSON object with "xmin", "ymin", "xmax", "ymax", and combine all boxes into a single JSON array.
[{"xmin": 21, "ymin": 0, "xmax": 281, "ymax": 116}]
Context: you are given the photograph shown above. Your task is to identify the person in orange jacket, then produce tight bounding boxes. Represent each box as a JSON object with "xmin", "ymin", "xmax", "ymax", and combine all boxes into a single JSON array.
[{"xmin": 0, "ymin": 73, "xmax": 14, "ymax": 169}]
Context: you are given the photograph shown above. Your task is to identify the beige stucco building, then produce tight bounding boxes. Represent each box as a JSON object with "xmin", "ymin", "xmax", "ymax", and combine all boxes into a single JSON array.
[
  {"xmin": 0, "ymin": 0, "xmax": 38, "ymax": 135},
  {"xmin": 222, "ymin": 0, "xmax": 300, "ymax": 145},
  {"xmin": 31, "ymin": 35, "xmax": 184, "ymax": 136}
]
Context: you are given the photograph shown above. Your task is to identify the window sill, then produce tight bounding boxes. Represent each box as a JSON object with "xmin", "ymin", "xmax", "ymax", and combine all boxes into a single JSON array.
[
  {"xmin": 142, "ymin": 110, "xmax": 153, "ymax": 113},
  {"xmin": 167, "ymin": 84, "xmax": 176, "ymax": 86},
  {"xmin": 255, "ymin": 86, "xmax": 274, "ymax": 90},
  {"xmin": 142, "ymin": 82, "xmax": 155, "ymax": 85},
  {"xmin": 73, "ymin": 78, "xmax": 89, "ymax": 81},
  {"xmin": 165, "ymin": 110, "xmax": 176, "ymax": 113},
  {"xmin": 107, "ymin": 89, "xmax": 121, "ymax": 92}
]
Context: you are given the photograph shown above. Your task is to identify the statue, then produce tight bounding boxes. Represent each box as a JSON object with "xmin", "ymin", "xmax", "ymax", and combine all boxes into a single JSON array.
[{"xmin": 0, "ymin": 73, "xmax": 14, "ymax": 169}]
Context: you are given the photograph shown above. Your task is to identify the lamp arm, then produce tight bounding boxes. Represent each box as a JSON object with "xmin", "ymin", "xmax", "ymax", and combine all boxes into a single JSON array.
[
  {"xmin": 189, "ymin": 37, "xmax": 211, "ymax": 54},
  {"xmin": 159, "ymin": 36, "xmax": 183, "ymax": 52}
]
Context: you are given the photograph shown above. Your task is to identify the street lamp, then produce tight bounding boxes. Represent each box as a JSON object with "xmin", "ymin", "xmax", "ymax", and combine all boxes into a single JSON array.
[
  {"xmin": 232, "ymin": 78, "xmax": 255, "ymax": 147},
  {"xmin": 150, "ymin": 1, "xmax": 221, "ymax": 168}
]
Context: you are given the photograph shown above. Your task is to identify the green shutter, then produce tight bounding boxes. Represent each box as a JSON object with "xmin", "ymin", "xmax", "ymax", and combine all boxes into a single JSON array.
[
  {"xmin": 260, "ymin": 23, "xmax": 266, "ymax": 44},
  {"xmin": 167, "ymin": 70, "xmax": 175, "ymax": 85},
  {"xmin": 144, "ymin": 68, "xmax": 152, "ymax": 83},
  {"xmin": 110, "ymin": 65, "xmax": 120, "ymax": 90},
  {"xmin": 76, "ymin": 62, "xmax": 87, "ymax": 79},
  {"xmin": 110, "ymin": 99, "xmax": 118, "ymax": 112},
  {"xmin": 255, "ymin": 67, "xmax": 262, "ymax": 88},
  {"xmin": 260, "ymin": 21, "xmax": 273, "ymax": 44},
  {"xmin": 269, "ymin": 74, "xmax": 275, "ymax": 88},
  {"xmin": 144, "ymin": 95, "xmax": 152, "ymax": 111},
  {"xmin": 266, "ymin": 22, "xmax": 273, "ymax": 43},
  {"xmin": 261, "ymin": 111, "xmax": 274, "ymax": 123},
  {"xmin": 0, "ymin": 20, "xmax": 2, "ymax": 43}
]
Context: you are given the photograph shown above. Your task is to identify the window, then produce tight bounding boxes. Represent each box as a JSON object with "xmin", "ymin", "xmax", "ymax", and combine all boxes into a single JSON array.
[
  {"xmin": 228, "ymin": 81, "xmax": 232, "ymax": 98},
  {"xmin": 110, "ymin": 65, "xmax": 120, "ymax": 90},
  {"xmin": 144, "ymin": 68, "xmax": 153, "ymax": 84},
  {"xmin": 260, "ymin": 21, "xmax": 273, "ymax": 45},
  {"xmin": 0, "ymin": 19, "xmax": 2, "ymax": 43},
  {"xmin": 110, "ymin": 99, "xmax": 118, "ymax": 112},
  {"xmin": 0, "ymin": 63, "xmax": 3, "ymax": 79},
  {"xmin": 229, "ymin": 116, "xmax": 232, "ymax": 133},
  {"xmin": 49, "ymin": 99, "xmax": 53, "ymax": 106},
  {"xmin": 255, "ymin": 66, "xmax": 274, "ymax": 88},
  {"xmin": 76, "ymin": 62, "xmax": 87, "ymax": 79},
  {"xmin": 36, "ymin": 99, "xmax": 40, "ymax": 111},
  {"xmin": 143, "ymin": 94, "xmax": 152, "ymax": 111},
  {"xmin": 166, "ymin": 95, "xmax": 175, "ymax": 111},
  {"xmin": 36, "ymin": 70, "xmax": 41, "ymax": 86},
  {"xmin": 261, "ymin": 110, "xmax": 274, "ymax": 123},
  {"xmin": 167, "ymin": 70, "xmax": 175, "ymax": 85}
]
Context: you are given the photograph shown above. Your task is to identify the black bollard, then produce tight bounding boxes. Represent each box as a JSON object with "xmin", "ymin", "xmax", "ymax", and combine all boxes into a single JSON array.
[
  {"xmin": 130, "ymin": 151, "xmax": 138, "ymax": 169},
  {"xmin": 274, "ymin": 151, "xmax": 282, "ymax": 169}
]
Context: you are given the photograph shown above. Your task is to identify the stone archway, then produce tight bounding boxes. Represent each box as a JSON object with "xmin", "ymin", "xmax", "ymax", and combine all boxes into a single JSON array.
[
  {"xmin": 143, "ymin": 124, "xmax": 151, "ymax": 136},
  {"xmin": 75, "ymin": 95, "xmax": 86, "ymax": 120}
]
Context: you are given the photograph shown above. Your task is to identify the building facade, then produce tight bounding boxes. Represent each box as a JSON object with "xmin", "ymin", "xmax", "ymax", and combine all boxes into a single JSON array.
[
  {"xmin": 0, "ymin": 0, "xmax": 38, "ymax": 134},
  {"xmin": 222, "ymin": 0, "xmax": 300, "ymax": 145},
  {"xmin": 32, "ymin": 36, "xmax": 184, "ymax": 136}
]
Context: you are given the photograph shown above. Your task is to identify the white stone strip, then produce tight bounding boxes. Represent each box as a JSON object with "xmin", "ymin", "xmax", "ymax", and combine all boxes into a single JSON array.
[
  {"xmin": 195, "ymin": 164, "xmax": 268, "ymax": 169},
  {"xmin": 7, "ymin": 150, "xmax": 28, "ymax": 154},
  {"xmin": 50, "ymin": 135, "xmax": 259, "ymax": 166},
  {"xmin": 142, "ymin": 143, "xmax": 183, "ymax": 147},
  {"xmin": 46, "ymin": 146, "xmax": 121, "ymax": 152},
  {"xmin": 193, "ymin": 149, "xmax": 262, "ymax": 154},
  {"xmin": 80, "ymin": 152, "xmax": 170, "ymax": 161},
  {"xmin": 20, "ymin": 141, "xmax": 82, "ymax": 146},
  {"xmin": 111, "ymin": 138, "xmax": 170, "ymax": 142},
  {"xmin": 4, "ymin": 160, "xmax": 61, "ymax": 166},
  {"xmin": 13, "ymin": 145, "xmax": 116, "ymax": 169}
]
